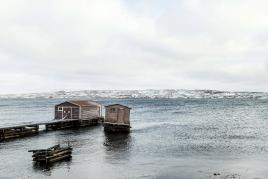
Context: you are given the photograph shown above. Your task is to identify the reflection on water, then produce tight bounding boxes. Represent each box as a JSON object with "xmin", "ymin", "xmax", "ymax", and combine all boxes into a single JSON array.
[
  {"xmin": 32, "ymin": 158, "xmax": 72, "ymax": 176},
  {"xmin": 104, "ymin": 132, "xmax": 132, "ymax": 162}
]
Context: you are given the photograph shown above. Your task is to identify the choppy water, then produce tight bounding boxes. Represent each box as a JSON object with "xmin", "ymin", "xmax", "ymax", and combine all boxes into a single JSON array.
[{"xmin": 0, "ymin": 98, "xmax": 268, "ymax": 179}]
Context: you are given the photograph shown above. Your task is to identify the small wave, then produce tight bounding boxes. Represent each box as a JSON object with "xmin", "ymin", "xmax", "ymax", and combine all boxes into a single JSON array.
[
  {"xmin": 172, "ymin": 111, "xmax": 189, "ymax": 114},
  {"xmin": 0, "ymin": 104, "xmax": 10, "ymax": 107},
  {"xmin": 132, "ymin": 122, "xmax": 164, "ymax": 131},
  {"xmin": 193, "ymin": 127, "xmax": 219, "ymax": 131},
  {"xmin": 226, "ymin": 135, "xmax": 257, "ymax": 140},
  {"xmin": 132, "ymin": 122, "xmax": 186, "ymax": 132}
]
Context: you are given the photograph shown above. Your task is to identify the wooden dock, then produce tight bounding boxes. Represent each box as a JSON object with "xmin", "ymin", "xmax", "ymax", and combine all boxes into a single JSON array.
[{"xmin": 0, "ymin": 117, "xmax": 103, "ymax": 141}]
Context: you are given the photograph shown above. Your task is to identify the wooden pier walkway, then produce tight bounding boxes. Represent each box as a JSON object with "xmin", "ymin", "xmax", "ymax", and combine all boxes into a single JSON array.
[{"xmin": 0, "ymin": 117, "xmax": 103, "ymax": 141}]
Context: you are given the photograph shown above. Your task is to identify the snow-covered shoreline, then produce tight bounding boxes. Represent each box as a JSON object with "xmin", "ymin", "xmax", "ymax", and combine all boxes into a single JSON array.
[{"xmin": 0, "ymin": 89, "xmax": 267, "ymax": 99}]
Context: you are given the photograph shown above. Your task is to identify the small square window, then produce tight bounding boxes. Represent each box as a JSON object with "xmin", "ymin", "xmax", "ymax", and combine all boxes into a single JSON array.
[{"xmin": 58, "ymin": 107, "xmax": 63, "ymax": 111}]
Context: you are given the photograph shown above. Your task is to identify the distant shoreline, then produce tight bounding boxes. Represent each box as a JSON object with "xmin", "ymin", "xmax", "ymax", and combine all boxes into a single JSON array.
[{"xmin": 0, "ymin": 89, "xmax": 267, "ymax": 100}]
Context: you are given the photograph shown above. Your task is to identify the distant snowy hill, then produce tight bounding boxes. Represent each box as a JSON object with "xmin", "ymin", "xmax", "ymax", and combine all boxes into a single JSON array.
[{"xmin": 0, "ymin": 89, "xmax": 267, "ymax": 99}]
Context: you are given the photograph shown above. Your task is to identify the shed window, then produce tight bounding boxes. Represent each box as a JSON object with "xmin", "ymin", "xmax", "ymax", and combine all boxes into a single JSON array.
[
  {"xmin": 110, "ymin": 108, "xmax": 116, "ymax": 113},
  {"xmin": 58, "ymin": 107, "xmax": 63, "ymax": 111}
]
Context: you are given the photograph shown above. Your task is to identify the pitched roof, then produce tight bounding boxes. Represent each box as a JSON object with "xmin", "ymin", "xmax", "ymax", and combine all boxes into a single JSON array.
[
  {"xmin": 105, "ymin": 104, "xmax": 131, "ymax": 109},
  {"xmin": 57, "ymin": 100, "xmax": 101, "ymax": 107},
  {"xmin": 69, "ymin": 100, "xmax": 101, "ymax": 107}
]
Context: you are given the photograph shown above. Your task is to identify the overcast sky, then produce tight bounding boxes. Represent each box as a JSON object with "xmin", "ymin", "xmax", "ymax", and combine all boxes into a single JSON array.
[{"xmin": 0, "ymin": 0, "xmax": 268, "ymax": 94}]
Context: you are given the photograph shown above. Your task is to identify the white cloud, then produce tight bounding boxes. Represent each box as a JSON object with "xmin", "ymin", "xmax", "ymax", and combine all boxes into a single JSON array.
[{"xmin": 0, "ymin": 0, "xmax": 268, "ymax": 94}]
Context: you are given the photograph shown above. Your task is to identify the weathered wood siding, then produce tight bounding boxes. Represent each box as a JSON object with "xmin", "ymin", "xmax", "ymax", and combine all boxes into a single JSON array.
[
  {"xmin": 123, "ymin": 109, "xmax": 130, "ymax": 125},
  {"xmin": 105, "ymin": 105, "xmax": 130, "ymax": 125},
  {"xmin": 55, "ymin": 107, "xmax": 62, "ymax": 119},
  {"xmin": 81, "ymin": 106, "xmax": 101, "ymax": 119},
  {"xmin": 105, "ymin": 107, "xmax": 118, "ymax": 123},
  {"xmin": 55, "ymin": 102, "xmax": 79, "ymax": 120},
  {"xmin": 71, "ymin": 107, "xmax": 80, "ymax": 119}
]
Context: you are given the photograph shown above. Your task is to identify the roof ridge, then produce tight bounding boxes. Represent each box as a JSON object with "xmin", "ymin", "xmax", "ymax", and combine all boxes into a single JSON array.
[{"xmin": 105, "ymin": 104, "xmax": 131, "ymax": 109}]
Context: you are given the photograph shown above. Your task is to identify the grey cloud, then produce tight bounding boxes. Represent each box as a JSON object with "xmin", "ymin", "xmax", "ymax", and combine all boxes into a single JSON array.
[{"xmin": 0, "ymin": 0, "xmax": 268, "ymax": 94}]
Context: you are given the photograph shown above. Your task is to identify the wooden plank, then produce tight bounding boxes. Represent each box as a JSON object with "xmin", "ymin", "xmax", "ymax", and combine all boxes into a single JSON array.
[
  {"xmin": 29, "ymin": 145, "xmax": 72, "ymax": 164},
  {"xmin": 0, "ymin": 119, "xmax": 80, "ymax": 130},
  {"xmin": 48, "ymin": 154, "xmax": 72, "ymax": 163},
  {"xmin": 0, "ymin": 117, "xmax": 103, "ymax": 141},
  {"xmin": 0, "ymin": 117, "xmax": 104, "ymax": 130},
  {"xmin": 29, "ymin": 145, "xmax": 60, "ymax": 152}
]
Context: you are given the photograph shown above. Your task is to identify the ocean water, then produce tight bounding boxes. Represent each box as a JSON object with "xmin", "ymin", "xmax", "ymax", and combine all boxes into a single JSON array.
[{"xmin": 1, "ymin": 97, "xmax": 268, "ymax": 179}]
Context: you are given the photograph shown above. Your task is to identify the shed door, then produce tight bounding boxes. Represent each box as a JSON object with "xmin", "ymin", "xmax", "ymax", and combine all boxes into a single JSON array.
[
  {"xmin": 63, "ymin": 108, "xmax": 72, "ymax": 119},
  {"xmin": 117, "ymin": 108, "xmax": 125, "ymax": 124}
]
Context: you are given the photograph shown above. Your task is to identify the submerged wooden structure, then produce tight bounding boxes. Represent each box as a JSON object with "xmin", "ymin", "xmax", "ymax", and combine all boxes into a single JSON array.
[
  {"xmin": 29, "ymin": 145, "xmax": 72, "ymax": 164},
  {"xmin": 0, "ymin": 100, "xmax": 104, "ymax": 142},
  {"xmin": 103, "ymin": 104, "xmax": 131, "ymax": 132}
]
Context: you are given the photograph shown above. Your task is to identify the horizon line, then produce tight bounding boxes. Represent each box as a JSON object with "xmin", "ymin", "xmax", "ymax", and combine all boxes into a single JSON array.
[{"xmin": 0, "ymin": 88, "xmax": 267, "ymax": 96}]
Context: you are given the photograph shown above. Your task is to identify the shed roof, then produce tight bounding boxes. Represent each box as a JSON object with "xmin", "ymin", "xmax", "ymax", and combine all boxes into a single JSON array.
[
  {"xmin": 105, "ymin": 104, "xmax": 131, "ymax": 109},
  {"xmin": 57, "ymin": 100, "xmax": 101, "ymax": 107}
]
